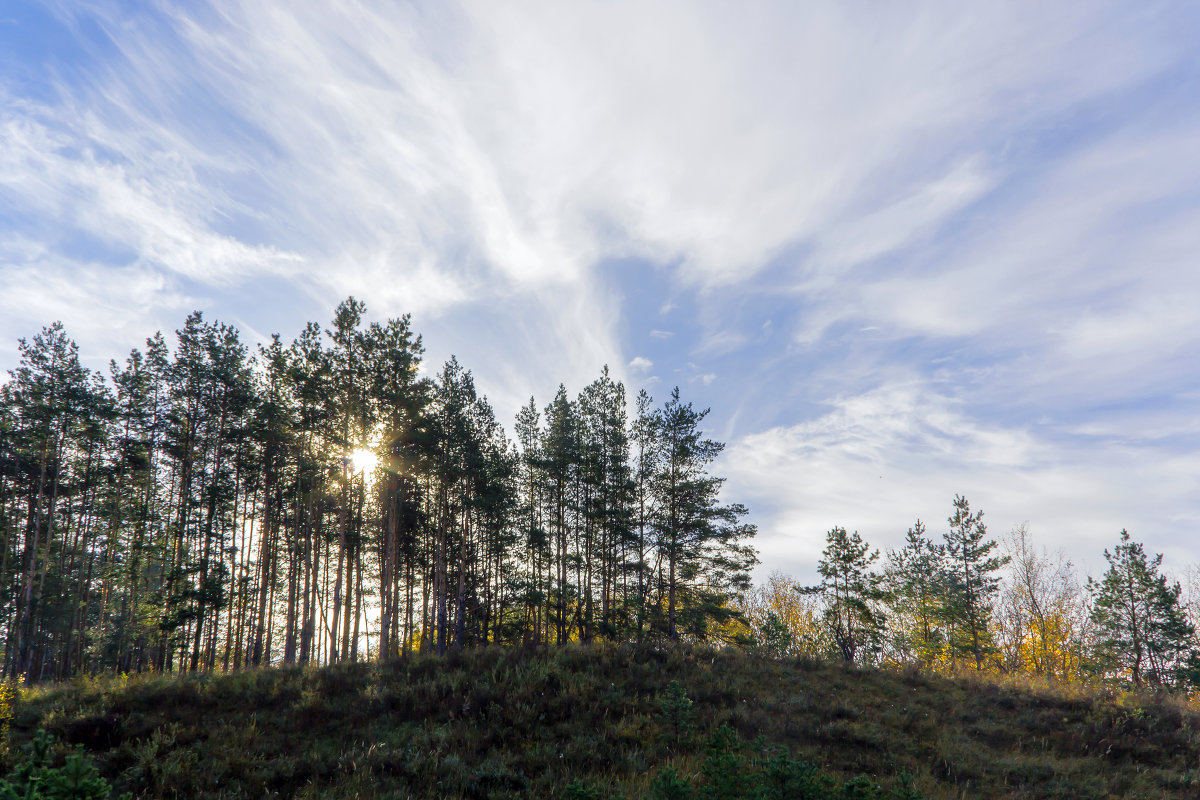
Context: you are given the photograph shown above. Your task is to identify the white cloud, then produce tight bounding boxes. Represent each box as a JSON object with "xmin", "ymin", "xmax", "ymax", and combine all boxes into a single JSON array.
[
  {"xmin": 723, "ymin": 381, "xmax": 1200, "ymax": 583},
  {"xmin": 2, "ymin": 1, "xmax": 1198, "ymax": 578},
  {"xmin": 3, "ymin": 2, "xmax": 1187, "ymax": 368},
  {"xmin": 840, "ymin": 125, "xmax": 1200, "ymax": 410},
  {"xmin": 802, "ymin": 156, "xmax": 996, "ymax": 282},
  {"xmin": 0, "ymin": 244, "xmax": 196, "ymax": 368},
  {"xmin": 0, "ymin": 115, "xmax": 302, "ymax": 284},
  {"xmin": 628, "ymin": 356, "xmax": 653, "ymax": 372},
  {"xmin": 695, "ymin": 329, "xmax": 749, "ymax": 357}
]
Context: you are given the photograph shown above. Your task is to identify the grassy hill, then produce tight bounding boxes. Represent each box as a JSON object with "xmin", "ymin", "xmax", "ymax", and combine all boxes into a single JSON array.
[{"xmin": 4, "ymin": 644, "xmax": 1200, "ymax": 799}]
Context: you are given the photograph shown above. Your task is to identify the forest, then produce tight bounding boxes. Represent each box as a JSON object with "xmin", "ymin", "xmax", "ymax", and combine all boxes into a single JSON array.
[
  {"xmin": 0, "ymin": 300, "xmax": 756, "ymax": 682},
  {"xmin": 1, "ymin": 299, "xmax": 1197, "ymax": 693}
]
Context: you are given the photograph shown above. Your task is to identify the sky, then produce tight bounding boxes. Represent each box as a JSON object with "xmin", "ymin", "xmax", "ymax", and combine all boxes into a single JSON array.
[{"xmin": 2, "ymin": 1, "xmax": 1199, "ymax": 583}]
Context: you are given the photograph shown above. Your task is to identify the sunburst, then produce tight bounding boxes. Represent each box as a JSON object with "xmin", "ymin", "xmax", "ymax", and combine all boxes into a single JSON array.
[{"xmin": 348, "ymin": 447, "xmax": 378, "ymax": 475}]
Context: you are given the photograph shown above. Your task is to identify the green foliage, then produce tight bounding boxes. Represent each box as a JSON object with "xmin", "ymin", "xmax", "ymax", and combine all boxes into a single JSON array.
[
  {"xmin": 658, "ymin": 681, "xmax": 695, "ymax": 751},
  {"xmin": 889, "ymin": 773, "xmax": 923, "ymax": 800},
  {"xmin": 37, "ymin": 752, "xmax": 114, "ymax": 800},
  {"xmin": 0, "ymin": 730, "xmax": 125, "ymax": 800},
  {"xmin": 942, "ymin": 495, "xmax": 1008, "ymax": 670},
  {"xmin": 664, "ymin": 726, "xmax": 921, "ymax": 800},
  {"xmin": 842, "ymin": 774, "xmax": 885, "ymax": 799},
  {"xmin": 649, "ymin": 388, "xmax": 757, "ymax": 642},
  {"xmin": 648, "ymin": 768, "xmax": 691, "ymax": 800},
  {"xmin": 0, "ymin": 681, "xmax": 15, "ymax": 765},
  {"xmin": 697, "ymin": 725, "xmax": 751, "ymax": 800},
  {"xmin": 6, "ymin": 643, "xmax": 1200, "ymax": 799},
  {"xmin": 562, "ymin": 778, "xmax": 602, "ymax": 800},
  {"xmin": 759, "ymin": 613, "xmax": 792, "ymax": 659},
  {"xmin": 883, "ymin": 521, "xmax": 948, "ymax": 668},
  {"xmin": 760, "ymin": 749, "xmax": 831, "ymax": 800},
  {"xmin": 1089, "ymin": 530, "xmax": 1200, "ymax": 688},
  {"xmin": 805, "ymin": 527, "xmax": 885, "ymax": 663},
  {"xmin": 645, "ymin": 721, "xmax": 912, "ymax": 800}
]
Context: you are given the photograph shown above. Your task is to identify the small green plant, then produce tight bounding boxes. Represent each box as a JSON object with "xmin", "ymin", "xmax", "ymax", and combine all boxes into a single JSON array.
[
  {"xmin": 0, "ymin": 729, "xmax": 127, "ymax": 800},
  {"xmin": 841, "ymin": 774, "xmax": 883, "ymax": 800},
  {"xmin": 889, "ymin": 772, "xmax": 922, "ymax": 800},
  {"xmin": 699, "ymin": 725, "xmax": 751, "ymax": 800},
  {"xmin": 648, "ymin": 767, "xmax": 691, "ymax": 800},
  {"xmin": 658, "ymin": 681, "xmax": 695, "ymax": 751},
  {"xmin": 562, "ymin": 778, "xmax": 601, "ymax": 800},
  {"xmin": 760, "ymin": 749, "xmax": 831, "ymax": 800}
]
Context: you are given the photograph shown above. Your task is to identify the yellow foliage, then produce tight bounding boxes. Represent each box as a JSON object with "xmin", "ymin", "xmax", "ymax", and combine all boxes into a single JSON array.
[
  {"xmin": 735, "ymin": 571, "xmax": 828, "ymax": 658},
  {"xmin": 995, "ymin": 524, "xmax": 1092, "ymax": 682},
  {"xmin": 0, "ymin": 679, "xmax": 16, "ymax": 761}
]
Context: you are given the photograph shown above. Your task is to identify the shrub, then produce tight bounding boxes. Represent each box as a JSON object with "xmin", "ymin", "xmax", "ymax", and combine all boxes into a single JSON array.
[
  {"xmin": 658, "ymin": 681, "xmax": 695, "ymax": 752},
  {"xmin": 648, "ymin": 767, "xmax": 691, "ymax": 800},
  {"xmin": 562, "ymin": 778, "xmax": 601, "ymax": 800},
  {"xmin": 0, "ymin": 729, "xmax": 127, "ymax": 800},
  {"xmin": 699, "ymin": 725, "xmax": 751, "ymax": 800}
]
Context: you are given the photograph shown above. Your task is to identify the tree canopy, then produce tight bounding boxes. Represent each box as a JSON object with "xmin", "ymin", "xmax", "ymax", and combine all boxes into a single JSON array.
[{"xmin": 0, "ymin": 302, "xmax": 757, "ymax": 681}]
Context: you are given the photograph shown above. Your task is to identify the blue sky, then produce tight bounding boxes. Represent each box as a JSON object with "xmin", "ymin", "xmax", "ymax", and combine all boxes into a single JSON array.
[{"xmin": 3, "ymin": 1, "xmax": 1199, "ymax": 582}]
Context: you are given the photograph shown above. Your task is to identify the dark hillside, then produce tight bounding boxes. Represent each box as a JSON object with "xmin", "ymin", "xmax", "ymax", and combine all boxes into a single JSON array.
[{"xmin": 6, "ymin": 645, "xmax": 1200, "ymax": 799}]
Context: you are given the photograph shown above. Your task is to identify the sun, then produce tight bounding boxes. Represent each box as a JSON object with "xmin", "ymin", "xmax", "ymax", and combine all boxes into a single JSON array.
[{"xmin": 348, "ymin": 448, "xmax": 378, "ymax": 475}]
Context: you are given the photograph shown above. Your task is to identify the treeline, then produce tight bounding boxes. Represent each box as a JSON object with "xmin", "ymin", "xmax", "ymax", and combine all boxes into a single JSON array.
[
  {"xmin": 0, "ymin": 300, "xmax": 756, "ymax": 682},
  {"xmin": 739, "ymin": 497, "xmax": 1200, "ymax": 689}
]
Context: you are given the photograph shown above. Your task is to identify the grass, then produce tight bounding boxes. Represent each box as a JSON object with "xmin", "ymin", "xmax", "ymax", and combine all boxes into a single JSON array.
[{"xmin": 4, "ymin": 644, "xmax": 1200, "ymax": 798}]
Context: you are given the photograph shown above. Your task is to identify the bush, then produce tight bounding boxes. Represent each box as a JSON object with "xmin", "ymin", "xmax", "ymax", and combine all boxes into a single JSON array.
[
  {"xmin": 699, "ymin": 725, "xmax": 751, "ymax": 800},
  {"xmin": 659, "ymin": 681, "xmax": 695, "ymax": 752},
  {"xmin": 0, "ymin": 730, "xmax": 126, "ymax": 800},
  {"xmin": 648, "ymin": 768, "xmax": 691, "ymax": 800},
  {"xmin": 562, "ymin": 778, "xmax": 601, "ymax": 800}
]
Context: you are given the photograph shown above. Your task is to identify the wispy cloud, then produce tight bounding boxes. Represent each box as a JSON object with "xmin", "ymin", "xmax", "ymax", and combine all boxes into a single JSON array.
[
  {"xmin": 801, "ymin": 156, "xmax": 996, "ymax": 283},
  {"xmin": 723, "ymin": 380, "xmax": 1200, "ymax": 581},
  {"xmin": 4, "ymin": 2, "xmax": 1189, "ymax": 350},
  {"xmin": 0, "ymin": 239, "xmax": 196, "ymax": 360},
  {"xmin": 2, "ymin": 1, "xmax": 1198, "ymax": 573},
  {"xmin": 0, "ymin": 114, "xmax": 303, "ymax": 282}
]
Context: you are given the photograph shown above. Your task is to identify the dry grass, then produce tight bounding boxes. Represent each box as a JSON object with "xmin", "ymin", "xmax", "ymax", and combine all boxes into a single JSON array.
[{"xmin": 5, "ymin": 645, "xmax": 1200, "ymax": 798}]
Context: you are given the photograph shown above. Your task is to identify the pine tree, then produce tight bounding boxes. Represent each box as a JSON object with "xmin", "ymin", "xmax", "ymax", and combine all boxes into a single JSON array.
[
  {"xmin": 630, "ymin": 389, "xmax": 657, "ymax": 640},
  {"xmin": 0, "ymin": 302, "xmax": 759, "ymax": 679},
  {"xmin": 577, "ymin": 366, "xmax": 634, "ymax": 640},
  {"xmin": 3, "ymin": 323, "xmax": 103, "ymax": 680},
  {"xmin": 513, "ymin": 398, "xmax": 547, "ymax": 644},
  {"xmin": 365, "ymin": 315, "xmax": 428, "ymax": 661},
  {"xmin": 884, "ymin": 520, "xmax": 947, "ymax": 668},
  {"xmin": 247, "ymin": 335, "xmax": 295, "ymax": 667},
  {"xmin": 805, "ymin": 527, "xmax": 884, "ymax": 663},
  {"xmin": 286, "ymin": 320, "xmax": 333, "ymax": 666},
  {"xmin": 942, "ymin": 495, "xmax": 1007, "ymax": 670},
  {"xmin": 651, "ymin": 388, "xmax": 756, "ymax": 642},
  {"xmin": 1089, "ymin": 530, "xmax": 1199, "ymax": 688},
  {"xmin": 540, "ymin": 386, "xmax": 579, "ymax": 645},
  {"xmin": 326, "ymin": 297, "xmax": 368, "ymax": 663}
]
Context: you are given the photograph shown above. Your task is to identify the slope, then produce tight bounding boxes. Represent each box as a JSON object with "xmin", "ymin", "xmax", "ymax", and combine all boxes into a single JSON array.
[{"xmin": 5, "ymin": 644, "xmax": 1199, "ymax": 799}]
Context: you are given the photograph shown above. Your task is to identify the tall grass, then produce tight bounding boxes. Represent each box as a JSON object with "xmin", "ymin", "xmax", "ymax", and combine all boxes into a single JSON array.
[{"xmin": 4, "ymin": 644, "xmax": 1200, "ymax": 799}]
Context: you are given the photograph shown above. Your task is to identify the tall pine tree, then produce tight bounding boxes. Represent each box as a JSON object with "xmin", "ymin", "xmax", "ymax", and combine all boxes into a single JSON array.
[
  {"xmin": 942, "ymin": 495, "xmax": 1007, "ymax": 671},
  {"xmin": 1089, "ymin": 530, "xmax": 1199, "ymax": 688}
]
